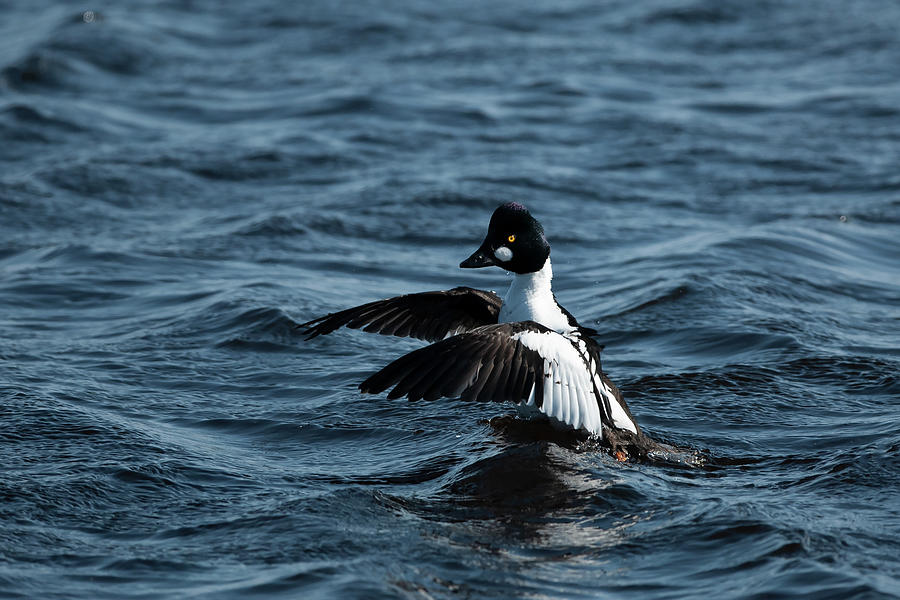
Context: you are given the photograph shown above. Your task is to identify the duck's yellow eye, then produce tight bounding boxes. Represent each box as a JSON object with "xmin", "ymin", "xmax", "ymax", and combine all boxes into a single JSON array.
[{"xmin": 507, "ymin": 234, "xmax": 516, "ymax": 243}]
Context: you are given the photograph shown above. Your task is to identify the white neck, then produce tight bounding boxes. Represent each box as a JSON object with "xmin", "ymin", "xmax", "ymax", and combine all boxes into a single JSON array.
[{"xmin": 498, "ymin": 259, "xmax": 572, "ymax": 332}]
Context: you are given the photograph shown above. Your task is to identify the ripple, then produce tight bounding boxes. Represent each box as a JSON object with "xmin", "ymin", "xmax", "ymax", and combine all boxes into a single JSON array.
[
  {"xmin": 642, "ymin": 4, "xmax": 741, "ymax": 25},
  {"xmin": 0, "ymin": 103, "xmax": 86, "ymax": 143},
  {"xmin": 1, "ymin": 51, "xmax": 71, "ymax": 90}
]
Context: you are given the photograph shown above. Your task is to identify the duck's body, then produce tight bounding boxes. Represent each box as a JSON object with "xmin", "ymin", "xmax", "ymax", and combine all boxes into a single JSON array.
[{"xmin": 300, "ymin": 202, "xmax": 642, "ymax": 446}]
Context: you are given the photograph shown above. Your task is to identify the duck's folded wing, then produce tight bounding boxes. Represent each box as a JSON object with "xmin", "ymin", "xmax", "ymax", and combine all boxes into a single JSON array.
[
  {"xmin": 359, "ymin": 322, "xmax": 612, "ymax": 435},
  {"xmin": 299, "ymin": 287, "xmax": 501, "ymax": 342}
]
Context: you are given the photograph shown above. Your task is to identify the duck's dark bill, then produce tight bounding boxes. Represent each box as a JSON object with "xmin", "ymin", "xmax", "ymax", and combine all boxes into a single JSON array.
[{"xmin": 460, "ymin": 246, "xmax": 494, "ymax": 268}]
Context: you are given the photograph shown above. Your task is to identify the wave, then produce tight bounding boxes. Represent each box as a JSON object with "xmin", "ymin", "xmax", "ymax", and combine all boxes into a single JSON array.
[{"xmin": 0, "ymin": 103, "xmax": 86, "ymax": 143}]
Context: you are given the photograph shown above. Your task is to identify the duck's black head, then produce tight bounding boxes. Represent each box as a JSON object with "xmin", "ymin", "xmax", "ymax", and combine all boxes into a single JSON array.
[{"xmin": 460, "ymin": 202, "xmax": 550, "ymax": 274}]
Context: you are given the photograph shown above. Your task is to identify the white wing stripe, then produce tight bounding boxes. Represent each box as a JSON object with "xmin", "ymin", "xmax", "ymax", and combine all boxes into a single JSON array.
[
  {"xmin": 551, "ymin": 361, "xmax": 564, "ymax": 423},
  {"xmin": 571, "ymin": 362, "xmax": 584, "ymax": 429},
  {"xmin": 511, "ymin": 330, "xmax": 604, "ymax": 435},
  {"xmin": 541, "ymin": 360, "xmax": 553, "ymax": 418},
  {"xmin": 556, "ymin": 360, "xmax": 569, "ymax": 425},
  {"xmin": 562, "ymin": 359, "xmax": 580, "ymax": 430}
]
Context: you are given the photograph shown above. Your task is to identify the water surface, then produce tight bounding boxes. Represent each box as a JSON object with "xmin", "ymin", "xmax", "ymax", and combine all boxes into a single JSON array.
[{"xmin": 2, "ymin": 1, "xmax": 900, "ymax": 598}]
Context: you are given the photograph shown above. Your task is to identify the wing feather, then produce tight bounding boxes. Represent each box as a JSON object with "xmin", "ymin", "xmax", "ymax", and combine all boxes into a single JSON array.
[
  {"xmin": 561, "ymin": 360, "xmax": 578, "ymax": 429},
  {"xmin": 359, "ymin": 322, "xmax": 638, "ymax": 437},
  {"xmin": 362, "ymin": 308, "xmax": 404, "ymax": 334},
  {"xmin": 360, "ymin": 323, "xmax": 546, "ymax": 404},
  {"xmin": 506, "ymin": 347, "xmax": 528, "ymax": 404},
  {"xmin": 540, "ymin": 360, "xmax": 556, "ymax": 419},
  {"xmin": 408, "ymin": 346, "xmax": 460, "ymax": 401},
  {"xmin": 562, "ymin": 360, "xmax": 575, "ymax": 426},
  {"xmin": 391, "ymin": 314, "xmax": 417, "ymax": 338},
  {"xmin": 300, "ymin": 287, "xmax": 502, "ymax": 342}
]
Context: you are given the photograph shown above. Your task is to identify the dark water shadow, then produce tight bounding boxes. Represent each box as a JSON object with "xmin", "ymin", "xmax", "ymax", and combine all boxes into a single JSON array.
[{"xmin": 397, "ymin": 417, "xmax": 707, "ymax": 545}]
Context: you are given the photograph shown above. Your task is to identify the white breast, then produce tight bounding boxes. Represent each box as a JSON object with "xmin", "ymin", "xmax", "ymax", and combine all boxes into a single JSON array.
[{"xmin": 498, "ymin": 259, "xmax": 573, "ymax": 333}]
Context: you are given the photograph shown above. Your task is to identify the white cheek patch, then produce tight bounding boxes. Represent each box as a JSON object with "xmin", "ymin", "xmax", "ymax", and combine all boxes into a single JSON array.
[{"xmin": 494, "ymin": 246, "xmax": 513, "ymax": 262}]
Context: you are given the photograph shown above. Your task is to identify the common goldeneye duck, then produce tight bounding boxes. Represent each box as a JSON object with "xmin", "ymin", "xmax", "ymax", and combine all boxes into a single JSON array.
[{"xmin": 300, "ymin": 202, "xmax": 645, "ymax": 456}]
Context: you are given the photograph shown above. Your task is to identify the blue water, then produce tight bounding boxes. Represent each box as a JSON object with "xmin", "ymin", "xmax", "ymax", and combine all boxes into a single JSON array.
[{"xmin": 2, "ymin": 1, "xmax": 900, "ymax": 598}]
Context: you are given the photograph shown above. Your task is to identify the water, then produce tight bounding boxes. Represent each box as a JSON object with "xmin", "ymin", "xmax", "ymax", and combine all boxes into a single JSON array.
[{"xmin": 2, "ymin": 0, "xmax": 900, "ymax": 598}]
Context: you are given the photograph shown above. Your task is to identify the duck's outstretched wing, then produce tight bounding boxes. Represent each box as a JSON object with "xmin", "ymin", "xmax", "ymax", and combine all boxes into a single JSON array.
[
  {"xmin": 299, "ymin": 287, "xmax": 501, "ymax": 342},
  {"xmin": 359, "ymin": 321, "xmax": 638, "ymax": 436},
  {"xmin": 568, "ymin": 333, "xmax": 641, "ymax": 435}
]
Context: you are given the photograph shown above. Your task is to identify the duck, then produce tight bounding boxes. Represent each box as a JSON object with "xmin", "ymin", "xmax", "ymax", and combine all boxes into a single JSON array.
[{"xmin": 300, "ymin": 202, "xmax": 646, "ymax": 457}]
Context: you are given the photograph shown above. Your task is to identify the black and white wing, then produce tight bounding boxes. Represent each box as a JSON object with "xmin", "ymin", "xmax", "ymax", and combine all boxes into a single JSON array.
[
  {"xmin": 515, "ymin": 329, "xmax": 640, "ymax": 436},
  {"xmin": 359, "ymin": 321, "xmax": 639, "ymax": 436},
  {"xmin": 299, "ymin": 287, "xmax": 501, "ymax": 342}
]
